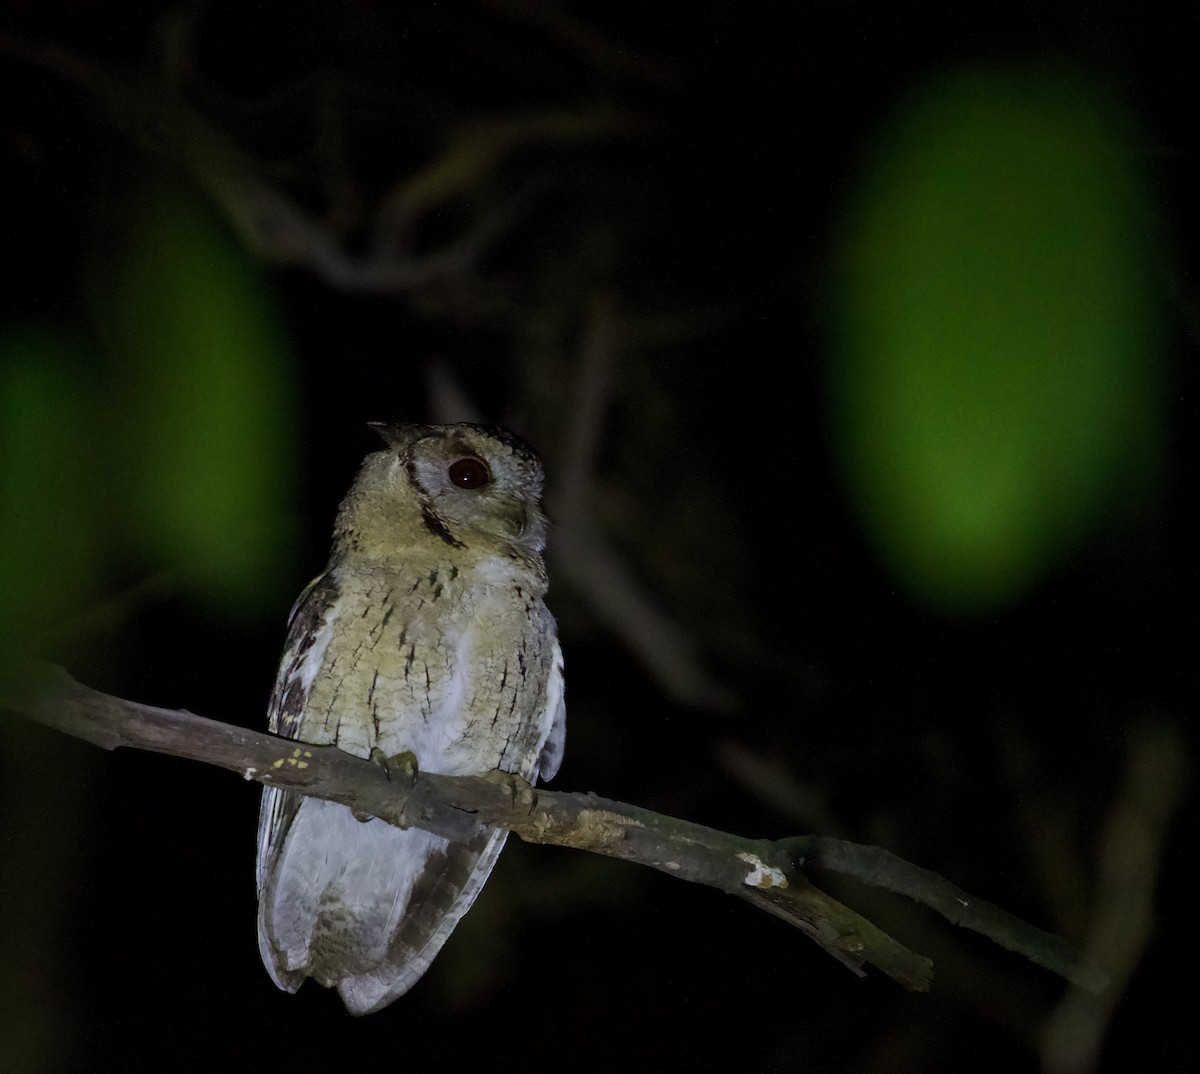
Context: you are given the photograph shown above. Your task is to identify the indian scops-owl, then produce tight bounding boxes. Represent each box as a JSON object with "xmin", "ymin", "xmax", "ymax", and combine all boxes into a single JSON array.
[{"xmin": 255, "ymin": 423, "xmax": 565, "ymax": 1014}]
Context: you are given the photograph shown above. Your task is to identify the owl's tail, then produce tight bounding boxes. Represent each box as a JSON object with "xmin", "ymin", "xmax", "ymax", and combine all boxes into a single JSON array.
[{"xmin": 257, "ymin": 794, "xmax": 506, "ymax": 1014}]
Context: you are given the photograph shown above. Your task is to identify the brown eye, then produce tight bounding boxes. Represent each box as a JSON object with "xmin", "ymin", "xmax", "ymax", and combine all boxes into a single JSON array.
[{"xmin": 448, "ymin": 457, "xmax": 489, "ymax": 489}]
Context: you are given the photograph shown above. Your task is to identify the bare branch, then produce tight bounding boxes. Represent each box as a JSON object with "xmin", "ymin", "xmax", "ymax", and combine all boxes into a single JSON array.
[
  {"xmin": 0, "ymin": 32, "xmax": 639, "ymax": 295},
  {"xmin": 805, "ymin": 838, "xmax": 1110, "ymax": 993},
  {"xmin": 2, "ymin": 657, "xmax": 1106, "ymax": 995}
]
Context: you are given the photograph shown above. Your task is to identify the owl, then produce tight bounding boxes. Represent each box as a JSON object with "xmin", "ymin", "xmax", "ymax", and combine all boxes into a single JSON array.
[{"xmin": 255, "ymin": 422, "xmax": 565, "ymax": 1015}]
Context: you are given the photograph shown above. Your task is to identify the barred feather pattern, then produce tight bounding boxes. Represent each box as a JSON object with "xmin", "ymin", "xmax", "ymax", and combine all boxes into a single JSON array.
[{"xmin": 255, "ymin": 424, "xmax": 565, "ymax": 1015}]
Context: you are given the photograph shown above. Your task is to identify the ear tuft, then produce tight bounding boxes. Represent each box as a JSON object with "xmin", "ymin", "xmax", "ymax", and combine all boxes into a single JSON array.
[{"xmin": 367, "ymin": 422, "xmax": 428, "ymax": 449}]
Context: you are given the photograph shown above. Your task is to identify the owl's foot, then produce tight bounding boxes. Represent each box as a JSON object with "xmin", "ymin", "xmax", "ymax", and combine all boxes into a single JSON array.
[
  {"xmin": 483, "ymin": 768, "xmax": 537, "ymax": 813},
  {"xmin": 363, "ymin": 747, "xmax": 419, "ymax": 784},
  {"xmin": 389, "ymin": 749, "xmax": 420, "ymax": 786},
  {"xmin": 354, "ymin": 748, "xmax": 420, "ymax": 822}
]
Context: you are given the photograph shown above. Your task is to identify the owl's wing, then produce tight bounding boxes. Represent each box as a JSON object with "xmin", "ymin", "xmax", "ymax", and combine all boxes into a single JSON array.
[
  {"xmin": 255, "ymin": 570, "xmax": 340, "ymax": 899},
  {"xmin": 536, "ymin": 634, "xmax": 566, "ymax": 782},
  {"xmin": 326, "ymin": 821, "xmax": 508, "ymax": 1014}
]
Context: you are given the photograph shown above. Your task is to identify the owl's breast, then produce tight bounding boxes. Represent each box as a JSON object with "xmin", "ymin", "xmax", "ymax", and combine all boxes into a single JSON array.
[{"xmin": 297, "ymin": 558, "xmax": 555, "ymax": 780}]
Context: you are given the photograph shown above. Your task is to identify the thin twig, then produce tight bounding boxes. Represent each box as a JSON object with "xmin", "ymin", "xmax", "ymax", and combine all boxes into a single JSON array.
[
  {"xmin": 1041, "ymin": 723, "xmax": 1188, "ymax": 1074},
  {"xmin": 548, "ymin": 291, "xmax": 740, "ymax": 710}
]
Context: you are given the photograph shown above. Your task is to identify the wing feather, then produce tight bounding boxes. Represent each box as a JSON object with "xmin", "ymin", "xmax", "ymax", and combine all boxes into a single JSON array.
[
  {"xmin": 536, "ymin": 635, "xmax": 566, "ymax": 782},
  {"xmin": 255, "ymin": 571, "xmax": 340, "ymax": 899}
]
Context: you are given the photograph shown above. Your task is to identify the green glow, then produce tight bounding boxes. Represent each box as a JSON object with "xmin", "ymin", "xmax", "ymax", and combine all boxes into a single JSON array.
[
  {"xmin": 829, "ymin": 68, "xmax": 1165, "ymax": 613},
  {"xmin": 88, "ymin": 176, "xmax": 299, "ymax": 612}
]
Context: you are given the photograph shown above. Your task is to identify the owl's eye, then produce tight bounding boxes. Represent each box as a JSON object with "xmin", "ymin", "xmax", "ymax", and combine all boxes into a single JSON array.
[{"xmin": 447, "ymin": 457, "xmax": 490, "ymax": 489}]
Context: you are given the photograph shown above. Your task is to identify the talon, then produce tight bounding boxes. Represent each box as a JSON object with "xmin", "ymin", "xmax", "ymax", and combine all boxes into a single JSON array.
[
  {"xmin": 387, "ymin": 750, "xmax": 419, "ymax": 787},
  {"xmin": 483, "ymin": 769, "xmax": 536, "ymax": 812},
  {"xmin": 353, "ymin": 748, "xmax": 418, "ymax": 821},
  {"xmin": 368, "ymin": 746, "xmax": 392, "ymax": 779}
]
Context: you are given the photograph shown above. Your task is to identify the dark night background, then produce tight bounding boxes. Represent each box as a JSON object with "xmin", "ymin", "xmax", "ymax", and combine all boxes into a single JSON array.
[{"xmin": 0, "ymin": 3, "xmax": 1193, "ymax": 1072}]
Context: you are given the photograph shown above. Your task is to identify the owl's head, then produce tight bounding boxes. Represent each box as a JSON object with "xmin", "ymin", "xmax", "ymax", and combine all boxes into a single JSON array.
[{"xmin": 334, "ymin": 422, "xmax": 548, "ymax": 565}]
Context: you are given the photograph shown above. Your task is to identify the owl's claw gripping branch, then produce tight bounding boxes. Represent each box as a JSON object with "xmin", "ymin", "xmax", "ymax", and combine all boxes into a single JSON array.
[
  {"xmin": 353, "ymin": 748, "xmax": 418, "ymax": 821},
  {"xmin": 368, "ymin": 747, "xmax": 419, "ymax": 786},
  {"xmin": 481, "ymin": 767, "xmax": 539, "ymax": 813}
]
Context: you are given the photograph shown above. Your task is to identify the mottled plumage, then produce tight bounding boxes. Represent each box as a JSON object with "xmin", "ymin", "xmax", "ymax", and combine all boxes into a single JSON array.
[{"xmin": 256, "ymin": 423, "xmax": 565, "ymax": 1014}]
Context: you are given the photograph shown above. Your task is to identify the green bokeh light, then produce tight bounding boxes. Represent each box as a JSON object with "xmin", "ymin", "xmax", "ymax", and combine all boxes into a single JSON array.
[
  {"xmin": 87, "ymin": 175, "xmax": 299, "ymax": 613},
  {"xmin": 828, "ymin": 67, "xmax": 1166, "ymax": 613}
]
